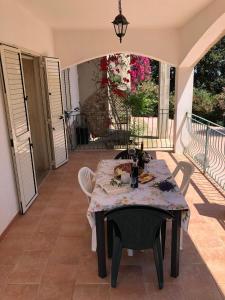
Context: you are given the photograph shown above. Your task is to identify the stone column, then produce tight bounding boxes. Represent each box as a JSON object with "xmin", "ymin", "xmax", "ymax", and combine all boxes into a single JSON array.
[
  {"xmin": 173, "ymin": 67, "xmax": 194, "ymax": 153},
  {"xmin": 158, "ymin": 63, "xmax": 170, "ymax": 138}
]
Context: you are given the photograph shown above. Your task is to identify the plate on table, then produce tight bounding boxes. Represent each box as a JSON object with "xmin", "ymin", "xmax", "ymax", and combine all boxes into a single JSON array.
[
  {"xmin": 138, "ymin": 172, "xmax": 155, "ymax": 184},
  {"xmin": 114, "ymin": 163, "xmax": 144, "ymax": 178},
  {"xmin": 114, "ymin": 163, "xmax": 132, "ymax": 177}
]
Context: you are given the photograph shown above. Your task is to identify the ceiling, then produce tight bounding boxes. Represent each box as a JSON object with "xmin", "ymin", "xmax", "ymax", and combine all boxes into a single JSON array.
[{"xmin": 17, "ymin": 0, "xmax": 214, "ymax": 29}]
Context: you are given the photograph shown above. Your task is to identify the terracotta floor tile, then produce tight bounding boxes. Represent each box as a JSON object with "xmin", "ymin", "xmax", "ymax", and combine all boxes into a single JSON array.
[
  {"xmin": 73, "ymin": 284, "xmax": 110, "ymax": 300},
  {"xmin": 207, "ymin": 261, "xmax": 225, "ymax": 284},
  {"xmin": 115, "ymin": 265, "xmax": 144, "ymax": 287},
  {"xmin": 37, "ymin": 217, "xmax": 62, "ymax": 235},
  {"xmin": 5, "ymin": 215, "xmax": 41, "ymax": 237},
  {"xmin": 110, "ymin": 283, "xmax": 148, "ymax": 300},
  {"xmin": 0, "ymin": 236, "xmax": 28, "ymax": 265},
  {"xmin": 59, "ymin": 214, "xmax": 90, "ymax": 238},
  {"xmin": 38, "ymin": 282, "xmax": 75, "ymax": 300},
  {"xmin": 182, "ymin": 282, "xmax": 223, "ymax": 300},
  {"xmin": 1, "ymin": 151, "xmax": 225, "ymax": 299},
  {"xmin": 65, "ymin": 199, "xmax": 88, "ymax": 215},
  {"xmin": 217, "ymin": 284, "xmax": 225, "ymax": 299},
  {"xmin": 25, "ymin": 199, "xmax": 47, "ymax": 216},
  {"xmin": 146, "ymin": 283, "xmax": 185, "ymax": 300},
  {"xmin": 76, "ymin": 254, "xmax": 109, "ymax": 284},
  {"xmin": 24, "ymin": 232, "xmax": 58, "ymax": 252},
  {"xmin": 42, "ymin": 206, "xmax": 65, "ymax": 217},
  {"xmin": 1, "ymin": 284, "xmax": 39, "ymax": 300},
  {"xmin": 0, "ymin": 265, "xmax": 14, "ymax": 291},
  {"xmin": 41, "ymin": 263, "xmax": 78, "ymax": 284},
  {"xmin": 8, "ymin": 251, "xmax": 48, "ymax": 284},
  {"xmin": 48, "ymin": 237, "xmax": 89, "ymax": 265}
]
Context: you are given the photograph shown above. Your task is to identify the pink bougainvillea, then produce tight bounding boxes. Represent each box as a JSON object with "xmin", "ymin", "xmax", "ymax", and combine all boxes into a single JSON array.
[
  {"xmin": 98, "ymin": 54, "xmax": 152, "ymax": 96},
  {"xmin": 129, "ymin": 55, "xmax": 152, "ymax": 92}
]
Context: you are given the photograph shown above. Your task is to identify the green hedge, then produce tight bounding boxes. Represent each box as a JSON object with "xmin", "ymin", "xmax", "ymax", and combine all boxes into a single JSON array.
[{"xmin": 125, "ymin": 81, "xmax": 224, "ymax": 125}]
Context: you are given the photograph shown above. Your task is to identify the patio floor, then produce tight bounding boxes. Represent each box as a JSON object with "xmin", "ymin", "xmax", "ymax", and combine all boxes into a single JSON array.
[{"xmin": 0, "ymin": 150, "xmax": 225, "ymax": 300}]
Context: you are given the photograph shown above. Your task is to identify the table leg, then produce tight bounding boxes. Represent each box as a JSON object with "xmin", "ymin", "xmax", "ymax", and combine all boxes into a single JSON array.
[
  {"xmin": 95, "ymin": 211, "xmax": 107, "ymax": 278},
  {"xmin": 171, "ymin": 211, "xmax": 181, "ymax": 277}
]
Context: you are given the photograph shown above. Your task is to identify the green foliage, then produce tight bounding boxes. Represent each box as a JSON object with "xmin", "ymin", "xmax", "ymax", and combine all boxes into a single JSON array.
[
  {"xmin": 125, "ymin": 81, "xmax": 159, "ymax": 116},
  {"xmin": 192, "ymin": 88, "xmax": 215, "ymax": 114},
  {"xmin": 192, "ymin": 88, "xmax": 225, "ymax": 124},
  {"xmin": 194, "ymin": 37, "xmax": 225, "ymax": 94}
]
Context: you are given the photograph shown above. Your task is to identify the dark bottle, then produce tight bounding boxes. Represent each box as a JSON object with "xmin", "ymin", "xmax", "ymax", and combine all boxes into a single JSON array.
[
  {"xmin": 131, "ymin": 157, "xmax": 139, "ymax": 188},
  {"xmin": 138, "ymin": 142, "xmax": 145, "ymax": 169}
]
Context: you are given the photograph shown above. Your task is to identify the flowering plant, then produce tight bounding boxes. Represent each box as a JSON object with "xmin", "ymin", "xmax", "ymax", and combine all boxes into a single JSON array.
[{"xmin": 129, "ymin": 55, "xmax": 151, "ymax": 92}]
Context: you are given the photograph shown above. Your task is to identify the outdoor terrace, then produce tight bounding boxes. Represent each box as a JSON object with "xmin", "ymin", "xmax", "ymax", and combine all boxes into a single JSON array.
[{"xmin": 0, "ymin": 150, "xmax": 225, "ymax": 300}]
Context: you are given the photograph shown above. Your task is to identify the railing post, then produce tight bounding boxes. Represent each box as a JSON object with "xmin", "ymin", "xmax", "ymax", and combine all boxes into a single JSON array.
[
  {"xmin": 126, "ymin": 107, "xmax": 129, "ymax": 151},
  {"xmin": 203, "ymin": 124, "xmax": 210, "ymax": 174}
]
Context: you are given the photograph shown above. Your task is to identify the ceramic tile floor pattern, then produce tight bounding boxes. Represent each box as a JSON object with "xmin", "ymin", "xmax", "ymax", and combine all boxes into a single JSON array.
[{"xmin": 0, "ymin": 150, "xmax": 225, "ymax": 300}]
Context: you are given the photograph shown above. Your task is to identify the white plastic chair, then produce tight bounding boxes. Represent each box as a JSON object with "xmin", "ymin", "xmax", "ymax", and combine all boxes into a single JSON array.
[
  {"xmin": 172, "ymin": 161, "xmax": 194, "ymax": 196},
  {"xmin": 172, "ymin": 161, "xmax": 194, "ymax": 249},
  {"xmin": 78, "ymin": 167, "xmax": 96, "ymax": 251},
  {"xmin": 78, "ymin": 167, "xmax": 95, "ymax": 202}
]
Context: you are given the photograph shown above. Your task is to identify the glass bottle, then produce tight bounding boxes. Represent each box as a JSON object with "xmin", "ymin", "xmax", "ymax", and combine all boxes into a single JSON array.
[
  {"xmin": 138, "ymin": 142, "xmax": 145, "ymax": 169},
  {"xmin": 131, "ymin": 157, "xmax": 139, "ymax": 188}
]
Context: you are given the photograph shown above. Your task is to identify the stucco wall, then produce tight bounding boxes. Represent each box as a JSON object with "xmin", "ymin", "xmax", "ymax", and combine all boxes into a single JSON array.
[
  {"xmin": 69, "ymin": 65, "xmax": 80, "ymax": 110},
  {"xmin": 0, "ymin": 81, "xmax": 19, "ymax": 235},
  {"xmin": 77, "ymin": 59, "xmax": 100, "ymax": 106},
  {"xmin": 0, "ymin": 0, "xmax": 54, "ymax": 56},
  {"xmin": 0, "ymin": 0, "xmax": 54, "ymax": 235},
  {"xmin": 53, "ymin": 29, "xmax": 179, "ymax": 68}
]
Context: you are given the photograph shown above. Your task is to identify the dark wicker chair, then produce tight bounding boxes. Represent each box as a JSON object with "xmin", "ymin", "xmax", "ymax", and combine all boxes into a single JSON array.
[
  {"xmin": 114, "ymin": 149, "xmax": 153, "ymax": 160},
  {"xmin": 106, "ymin": 205, "xmax": 173, "ymax": 289}
]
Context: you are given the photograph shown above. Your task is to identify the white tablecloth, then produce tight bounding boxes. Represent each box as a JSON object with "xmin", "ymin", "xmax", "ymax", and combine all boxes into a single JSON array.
[{"xmin": 88, "ymin": 159, "xmax": 190, "ymax": 251}]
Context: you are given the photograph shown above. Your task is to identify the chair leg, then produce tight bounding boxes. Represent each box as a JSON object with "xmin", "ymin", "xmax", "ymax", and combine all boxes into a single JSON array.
[
  {"xmin": 180, "ymin": 228, "xmax": 183, "ymax": 250},
  {"xmin": 153, "ymin": 236, "xmax": 164, "ymax": 289},
  {"xmin": 161, "ymin": 220, "xmax": 166, "ymax": 259},
  {"xmin": 111, "ymin": 236, "xmax": 122, "ymax": 288},
  {"xmin": 107, "ymin": 220, "xmax": 113, "ymax": 258},
  {"xmin": 127, "ymin": 249, "xmax": 133, "ymax": 256}
]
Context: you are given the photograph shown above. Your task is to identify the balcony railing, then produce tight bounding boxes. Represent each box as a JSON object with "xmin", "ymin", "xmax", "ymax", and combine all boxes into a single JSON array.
[
  {"xmin": 185, "ymin": 114, "xmax": 225, "ymax": 190},
  {"xmin": 66, "ymin": 109, "xmax": 173, "ymax": 150}
]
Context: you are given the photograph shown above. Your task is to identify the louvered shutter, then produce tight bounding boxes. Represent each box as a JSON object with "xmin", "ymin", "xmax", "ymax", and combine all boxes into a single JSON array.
[
  {"xmin": 44, "ymin": 57, "xmax": 68, "ymax": 168},
  {"xmin": 0, "ymin": 45, "xmax": 38, "ymax": 213},
  {"xmin": 61, "ymin": 68, "xmax": 72, "ymax": 111}
]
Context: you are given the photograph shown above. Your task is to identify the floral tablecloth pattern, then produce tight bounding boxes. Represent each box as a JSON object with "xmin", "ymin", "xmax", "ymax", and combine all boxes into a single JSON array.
[{"xmin": 88, "ymin": 159, "xmax": 190, "ymax": 251}]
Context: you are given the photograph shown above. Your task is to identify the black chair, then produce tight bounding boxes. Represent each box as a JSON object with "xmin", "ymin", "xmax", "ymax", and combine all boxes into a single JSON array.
[
  {"xmin": 114, "ymin": 149, "xmax": 153, "ymax": 160},
  {"xmin": 105, "ymin": 205, "xmax": 173, "ymax": 289}
]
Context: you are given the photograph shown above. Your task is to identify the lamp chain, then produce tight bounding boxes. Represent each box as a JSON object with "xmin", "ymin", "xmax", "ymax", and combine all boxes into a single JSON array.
[{"xmin": 118, "ymin": 0, "xmax": 122, "ymax": 14}]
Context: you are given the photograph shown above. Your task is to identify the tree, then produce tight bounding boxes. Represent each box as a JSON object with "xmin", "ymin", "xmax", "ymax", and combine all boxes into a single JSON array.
[{"xmin": 194, "ymin": 36, "xmax": 225, "ymax": 94}]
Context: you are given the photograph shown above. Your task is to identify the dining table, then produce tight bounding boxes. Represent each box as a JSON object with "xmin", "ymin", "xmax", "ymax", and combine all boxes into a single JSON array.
[{"xmin": 87, "ymin": 159, "xmax": 190, "ymax": 279}]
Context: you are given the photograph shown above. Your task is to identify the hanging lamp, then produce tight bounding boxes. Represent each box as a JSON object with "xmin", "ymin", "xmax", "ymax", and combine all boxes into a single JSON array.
[{"xmin": 112, "ymin": 0, "xmax": 129, "ymax": 43}]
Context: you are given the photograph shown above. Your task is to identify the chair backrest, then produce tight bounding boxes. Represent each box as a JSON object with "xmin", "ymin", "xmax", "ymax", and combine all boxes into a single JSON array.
[
  {"xmin": 114, "ymin": 149, "xmax": 152, "ymax": 160},
  {"xmin": 172, "ymin": 161, "xmax": 194, "ymax": 196},
  {"xmin": 106, "ymin": 205, "xmax": 172, "ymax": 250},
  {"xmin": 78, "ymin": 167, "xmax": 95, "ymax": 199},
  {"xmin": 114, "ymin": 150, "xmax": 130, "ymax": 159}
]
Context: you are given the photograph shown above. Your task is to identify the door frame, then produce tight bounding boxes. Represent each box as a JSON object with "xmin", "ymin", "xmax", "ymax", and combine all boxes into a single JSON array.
[{"xmin": 21, "ymin": 52, "xmax": 53, "ymax": 176}]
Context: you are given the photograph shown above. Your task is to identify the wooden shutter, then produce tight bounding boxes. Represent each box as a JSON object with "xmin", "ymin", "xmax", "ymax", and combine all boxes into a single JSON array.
[
  {"xmin": 44, "ymin": 57, "xmax": 68, "ymax": 168},
  {"xmin": 0, "ymin": 45, "xmax": 38, "ymax": 213},
  {"xmin": 61, "ymin": 68, "xmax": 72, "ymax": 111}
]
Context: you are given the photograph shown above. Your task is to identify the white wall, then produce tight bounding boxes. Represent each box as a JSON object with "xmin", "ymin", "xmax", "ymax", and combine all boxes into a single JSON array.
[
  {"xmin": 0, "ymin": 0, "xmax": 54, "ymax": 56},
  {"xmin": 69, "ymin": 65, "xmax": 80, "ymax": 110},
  {"xmin": 53, "ymin": 28, "xmax": 179, "ymax": 68},
  {"xmin": 0, "ymin": 0, "xmax": 54, "ymax": 235},
  {"xmin": 0, "ymin": 81, "xmax": 18, "ymax": 234},
  {"xmin": 77, "ymin": 59, "xmax": 101, "ymax": 106}
]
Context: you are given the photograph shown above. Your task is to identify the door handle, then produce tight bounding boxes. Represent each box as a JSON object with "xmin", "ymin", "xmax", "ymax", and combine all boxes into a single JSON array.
[
  {"xmin": 52, "ymin": 127, "xmax": 56, "ymax": 130},
  {"xmin": 59, "ymin": 115, "xmax": 64, "ymax": 120}
]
